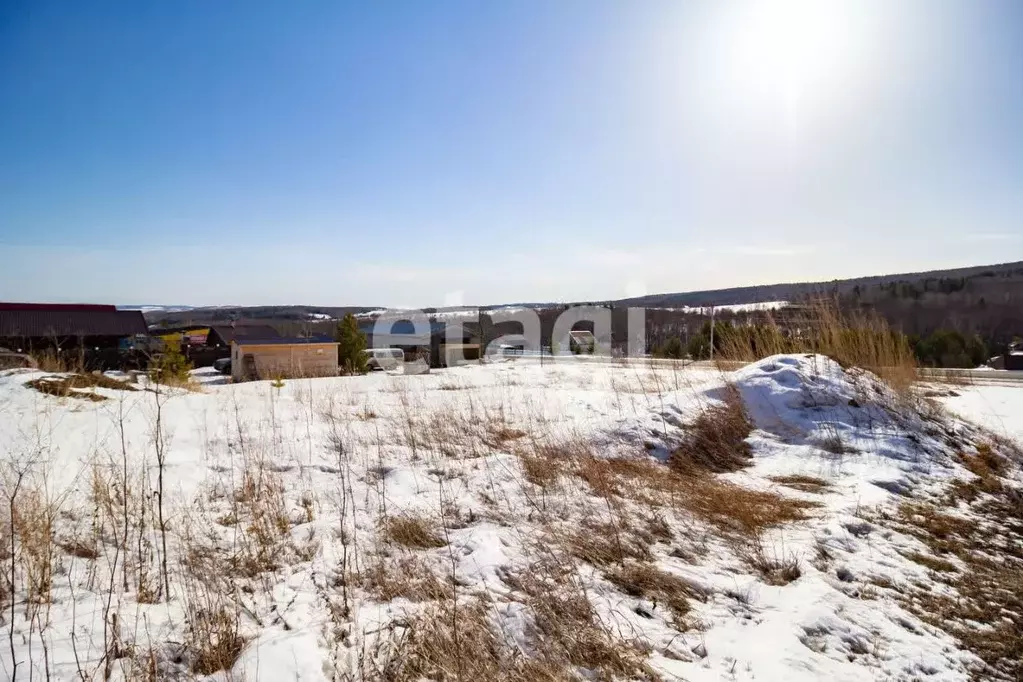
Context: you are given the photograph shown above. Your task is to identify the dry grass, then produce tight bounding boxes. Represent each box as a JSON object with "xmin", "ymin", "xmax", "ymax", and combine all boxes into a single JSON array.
[
  {"xmin": 604, "ymin": 561, "xmax": 704, "ymax": 629},
  {"xmin": 185, "ymin": 594, "xmax": 246, "ymax": 675},
  {"xmin": 185, "ymin": 459, "xmax": 317, "ymax": 584},
  {"xmin": 954, "ymin": 443, "xmax": 1010, "ymax": 500},
  {"xmin": 230, "ymin": 465, "xmax": 294, "ymax": 577},
  {"xmin": 904, "ymin": 551, "xmax": 958, "ymax": 574},
  {"xmin": 57, "ymin": 536, "xmax": 100, "ymax": 560},
  {"xmin": 12, "ymin": 488, "xmax": 58, "ymax": 603},
  {"xmin": 521, "ymin": 454, "xmax": 561, "ymax": 489},
  {"xmin": 25, "ymin": 373, "xmax": 137, "ymax": 401},
  {"xmin": 355, "ymin": 407, "xmax": 378, "ymax": 421},
  {"xmin": 371, "ymin": 597, "xmax": 518, "ymax": 681},
  {"xmin": 151, "ymin": 374, "xmax": 204, "ymax": 392},
  {"xmin": 563, "ymin": 451, "xmax": 816, "ymax": 539},
  {"xmin": 894, "ymin": 502, "xmax": 977, "ymax": 556},
  {"xmin": 738, "ymin": 540, "xmax": 802, "ymax": 585},
  {"xmin": 669, "ymin": 385, "xmax": 752, "ymax": 474},
  {"xmin": 718, "ymin": 299, "xmax": 918, "ymax": 393},
  {"xmin": 501, "ymin": 559, "xmax": 660, "ymax": 680},
  {"xmin": 485, "ymin": 423, "xmax": 528, "ymax": 448},
  {"xmin": 31, "ymin": 351, "xmax": 84, "ymax": 373},
  {"xmin": 367, "ymin": 594, "xmax": 635, "ymax": 682},
  {"xmin": 770, "ymin": 475, "xmax": 831, "ymax": 494},
  {"xmin": 575, "ymin": 455, "xmax": 631, "ymax": 498},
  {"xmin": 561, "ymin": 518, "xmax": 654, "ymax": 567},
  {"xmin": 88, "ymin": 459, "xmax": 160, "ymax": 601},
  {"xmin": 664, "ymin": 470, "xmax": 816, "ymax": 538},
  {"xmin": 677, "ymin": 473, "xmax": 817, "ymax": 537},
  {"xmin": 381, "ymin": 513, "xmax": 446, "ymax": 549},
  {"xmin": 357, "ymin": 554, "xmax": 450, "ymax": 602},
  {"xmin": 392, "ymin": 400, "xmax": 525, "ymax": 459},
  {"xmin": 875, "ymin": 440, "xmax": 1023, "ymax": 680}
]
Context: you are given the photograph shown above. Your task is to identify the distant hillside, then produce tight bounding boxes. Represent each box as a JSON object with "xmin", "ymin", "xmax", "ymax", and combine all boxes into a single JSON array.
[
  {"xmin": 144, "ymin": 305, "xmax": 381, "ymax": 327},
  {"xmin": 138, "ymin": 260, "xmax": 1023, "ymax": 351},
  {"xmin": 611, "ymin": 260, "xmax": 1023, "ymax": 308}
]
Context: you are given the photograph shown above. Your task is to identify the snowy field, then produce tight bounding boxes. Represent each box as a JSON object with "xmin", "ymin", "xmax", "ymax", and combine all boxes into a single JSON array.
[
  {"xmin": 0, "ymin": 356, "xmax": 1019, "ymax": 681},
  {"xmin": 941, "ymin": 384, "xmax": 1023, "ymax": 443}
]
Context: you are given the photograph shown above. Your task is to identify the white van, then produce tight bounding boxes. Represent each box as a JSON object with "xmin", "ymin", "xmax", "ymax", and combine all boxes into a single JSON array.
[{"xmin": 363, "ymin": 347, "xmax": 404, "ymax": 371}]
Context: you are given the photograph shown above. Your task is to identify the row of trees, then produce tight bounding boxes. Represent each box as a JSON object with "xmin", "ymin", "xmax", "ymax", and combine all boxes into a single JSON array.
[
  {"xmin": 652, "ymin": 320, "xmax": 734, "ymax": 360},
  {"xmin": 651, "ymin": 319, "xmax": 999, "ymax": 369},
  {"xmin": 910, "ymin": 330, "xmax": 989, "ymax": 368}
]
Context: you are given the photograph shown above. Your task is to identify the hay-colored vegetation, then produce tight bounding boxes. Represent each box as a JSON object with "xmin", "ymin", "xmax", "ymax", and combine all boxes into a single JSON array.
[
  {"xmin": 873, "ymin": 441, "xmax": 1023, "ymax": 680},
  {"xmin": 604, "ymin": 561, "xmax": 704, "ymax": 628},
  {"xmin": 357, "ymin": 554, "xmax": 451, "ymax": 602},
  {"xmin": 770, "ymin": 475, "xmax": 832, "ymax": 494},
  {"xmin": 25, "ymin": 372, "xmax": 137, "ymax": 401},
  {"xmin": 563, "ymin": 449, "xmax": 817, "ymax": 538},
  {"xmin": 717, "ymin": 299, "xmax": 918, "ymax": 393},
  {"xmin": 668, "ymin": 385, "xmax": 752, "ymax": 474},
  {"xmin": 380, "ymin": 514, "xmax": 446, "ymax": 549}
]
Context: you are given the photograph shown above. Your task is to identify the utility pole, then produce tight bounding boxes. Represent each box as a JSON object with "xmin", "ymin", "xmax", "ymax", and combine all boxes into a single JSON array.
[
  {"xmin": 478, "ymin": 307, "xmax": 484, "ymax": 365},
  {"xmin": 709, "ymin": 306, "xmax": 715, "ymax": 362},
  {"xmin": 540, "ymin": 313, "xmax": 544, "ymax": 367}
]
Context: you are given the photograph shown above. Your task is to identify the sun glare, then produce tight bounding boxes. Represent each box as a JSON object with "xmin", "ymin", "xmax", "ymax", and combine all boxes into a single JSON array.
[{"xmin": 695, "ymin": 0, "xmax": 878, "ymax": 142}]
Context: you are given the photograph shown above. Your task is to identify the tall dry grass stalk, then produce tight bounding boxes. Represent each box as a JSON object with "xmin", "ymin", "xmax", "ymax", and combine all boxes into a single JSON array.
[
  {"xmin": 32, "ymin": 349, "xmax": 86, "ymax": 374},
  {"xmin": 718, "ymin": 298, "xmax": 918, "ymax": 392}
]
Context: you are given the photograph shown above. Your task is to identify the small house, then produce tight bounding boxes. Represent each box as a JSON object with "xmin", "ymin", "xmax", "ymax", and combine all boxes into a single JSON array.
[
  {"xmin": 231, "ymin": 338, "xmax": 338, "ymax": 382},
  {"xmin": 1006, "ymin": 343, "xmax": 1023, "ymax": 371}
]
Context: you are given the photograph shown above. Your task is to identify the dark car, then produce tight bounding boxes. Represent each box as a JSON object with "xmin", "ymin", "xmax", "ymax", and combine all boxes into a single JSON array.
[{"xmin": 213, "ymin": 357, "xmax": 232, "ymax": 375}]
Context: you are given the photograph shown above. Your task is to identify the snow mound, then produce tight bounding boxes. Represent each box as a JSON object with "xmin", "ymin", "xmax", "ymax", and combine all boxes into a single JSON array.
[{"xmin": 733, "ymin": 354, "xmax": 955, "ymax": 493}]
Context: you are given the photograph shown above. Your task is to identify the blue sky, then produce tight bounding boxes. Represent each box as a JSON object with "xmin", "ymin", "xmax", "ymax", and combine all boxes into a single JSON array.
[{"xmin": 1, "ymin": 1, "xmax": 1021, "ymax": 307}]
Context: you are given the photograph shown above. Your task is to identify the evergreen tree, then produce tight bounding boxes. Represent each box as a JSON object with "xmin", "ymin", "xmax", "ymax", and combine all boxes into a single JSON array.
[
  {"xmin": 149, "ymin": 337, "xmax": 193, "ymax": 384},
  {"xmin": 965, "ymin": 334, "xmax": 988, "ymax": 367},
  {"xmin": 656, "ymin": 336, "xmax": 685, "ymax": 359},
  {"xmin": 686, "ymin": 334, "xmax": 710, "ymax": 360},
  {"xmin": 336, "ymin": 313, "xmax": 368, "ymax": 375}
]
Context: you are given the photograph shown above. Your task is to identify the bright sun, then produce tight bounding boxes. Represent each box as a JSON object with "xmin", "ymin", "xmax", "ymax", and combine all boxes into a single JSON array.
[{"xmin": 695, "ymin": 0, "xmax": 878, "ymax": 141}]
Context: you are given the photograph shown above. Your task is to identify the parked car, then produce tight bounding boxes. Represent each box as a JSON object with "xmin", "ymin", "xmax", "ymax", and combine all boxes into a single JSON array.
[
  {"xmin": 362, "ymin": 347, "xmax": 404, "ymax": 371},
  {"xmin": 485, "ymin": 343, "xmax": 525, "ymax": 360},
  {"xmin": 213, "ymin": 357, "xmax": 232, "ymax": 375}
]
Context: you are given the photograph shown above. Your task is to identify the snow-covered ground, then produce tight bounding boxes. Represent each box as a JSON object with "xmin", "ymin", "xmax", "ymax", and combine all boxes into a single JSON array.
[
  {"xmin": 940, "ymin": 384, "xmax": 1023, "ymax": 443},
  {"xmin": 0, "ymin": 356, "xmax": 1018, "ymax": 681}
]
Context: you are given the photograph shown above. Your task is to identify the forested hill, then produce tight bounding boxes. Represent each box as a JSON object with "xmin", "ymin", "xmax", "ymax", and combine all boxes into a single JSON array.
[{"xmin": 613, "ymin": 260, "xmax": 1023, "ymax": 308}]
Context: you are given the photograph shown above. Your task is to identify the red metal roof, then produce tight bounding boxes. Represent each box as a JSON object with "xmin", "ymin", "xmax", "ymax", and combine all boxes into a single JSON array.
[
  {"xmin": 0, "ymin": 305, "xmax": 147, "ymax": 338},
  {"xmin": 0, "ymin": 302, "xmax": 117, "ymax": 312}
]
